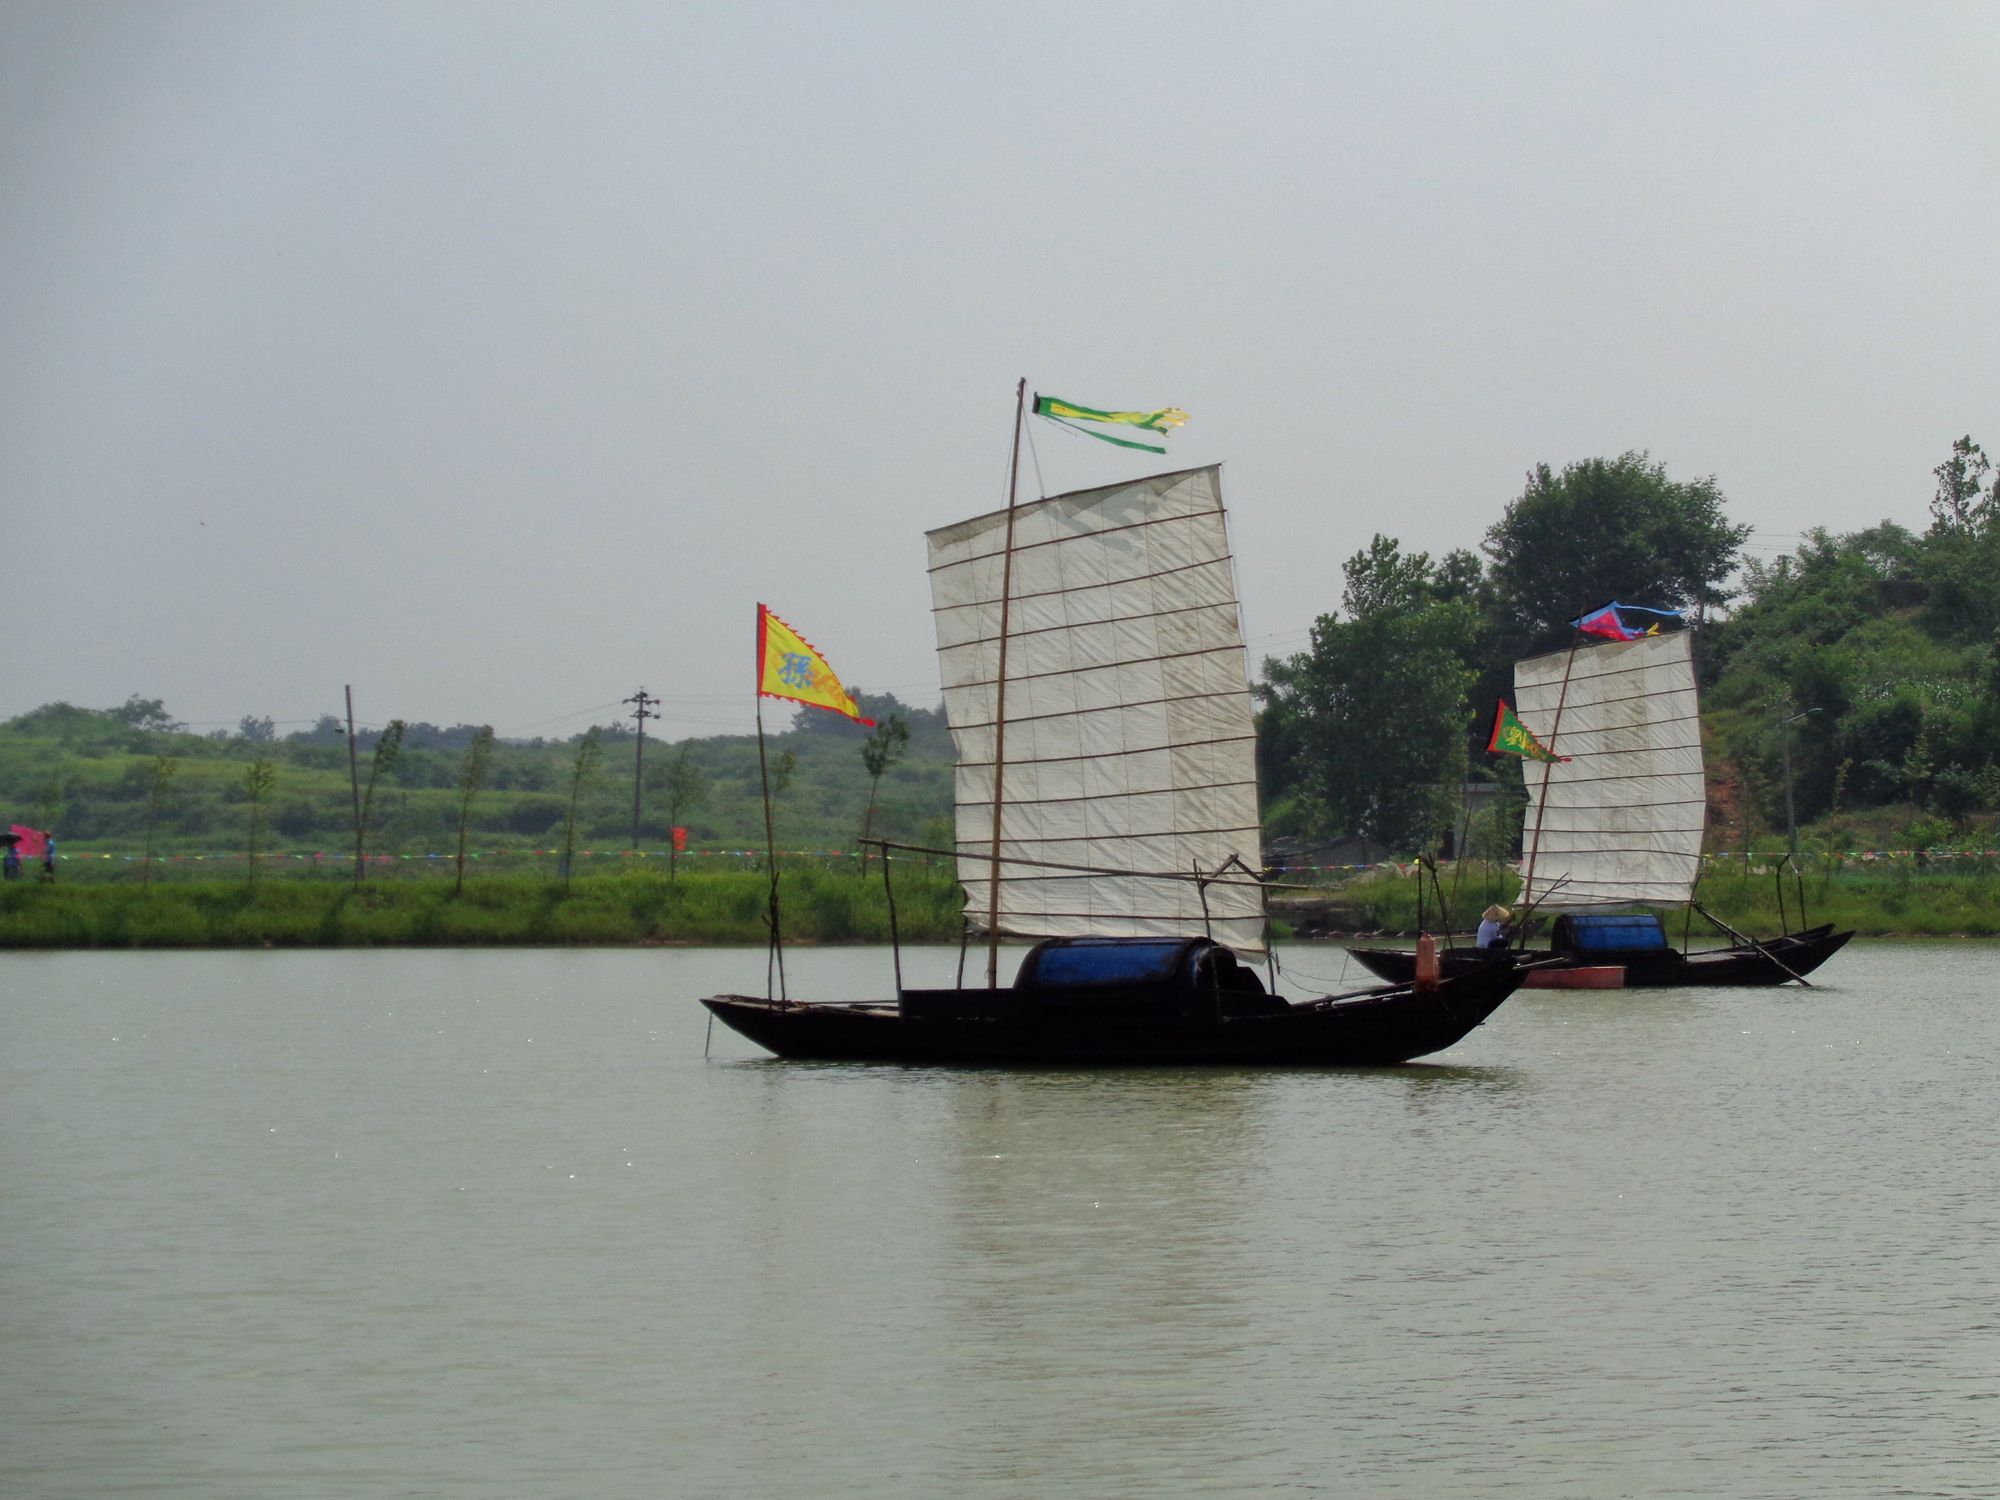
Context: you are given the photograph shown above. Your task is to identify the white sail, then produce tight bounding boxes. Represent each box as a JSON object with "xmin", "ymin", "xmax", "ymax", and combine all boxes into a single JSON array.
[
  {"xmin": 925, "ymin": 465, "xmax": 1267, "ymax": 953},
  {"xmin": 1514, "ymin": 629, "xmax": 1705, "ymax": 910}
]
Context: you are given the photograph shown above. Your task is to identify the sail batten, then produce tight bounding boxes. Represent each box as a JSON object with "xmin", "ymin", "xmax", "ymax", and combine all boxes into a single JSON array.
[
  {"xmin": 1515, "ymin": 630, "xmax": 1705, "ymax": 910},
  {"xmin": 927, "ymin": 465, "xmax": 1266, "ymax": 952},
  {"xmin": 928, "ymin": 518, "xmax": 1233, "ymax": 577}
]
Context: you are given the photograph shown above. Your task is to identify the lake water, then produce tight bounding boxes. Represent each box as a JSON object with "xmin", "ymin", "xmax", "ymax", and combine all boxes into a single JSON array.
[{"xmin": 2, "ymin": 942, "xmax": 1996, "ymax": 1498}]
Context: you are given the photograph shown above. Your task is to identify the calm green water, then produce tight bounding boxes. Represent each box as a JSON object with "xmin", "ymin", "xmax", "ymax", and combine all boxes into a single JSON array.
[{"xmin": 2, "ymin": 943, "xmax": 1996, "ymax": 1498}]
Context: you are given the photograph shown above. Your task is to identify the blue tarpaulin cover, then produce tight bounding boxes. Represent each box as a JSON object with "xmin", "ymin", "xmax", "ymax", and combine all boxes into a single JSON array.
[
  {"xmin": 1020, "ymin": 940, "xmax": 1190, "ymax": 988},
  {"xmin": 1561, "ymin": 914, "xmax": 1670, "ymax": 953}
]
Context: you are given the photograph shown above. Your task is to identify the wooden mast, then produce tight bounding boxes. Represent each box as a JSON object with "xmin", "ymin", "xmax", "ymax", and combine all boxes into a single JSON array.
[
  {"xmin": 755, "ymin": 655, "xmax": 787, "ymax": 1003},
  {"xmin": 1519, "ymin": 630, "xmax": 1582, "ymax": 910},
  {"xmin": 984, "ymin": 378, "xmax": 1027, "ymax": 987}
]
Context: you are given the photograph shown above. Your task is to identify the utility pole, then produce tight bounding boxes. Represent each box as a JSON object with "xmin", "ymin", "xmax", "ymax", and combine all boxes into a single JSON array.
[
  {"xmin": 624, "ymin": 688, "xmax": 659, "ymax": 850},
  {"xmin": 344, "ymin": 684, "xmax": 364, "ymax": 884}
]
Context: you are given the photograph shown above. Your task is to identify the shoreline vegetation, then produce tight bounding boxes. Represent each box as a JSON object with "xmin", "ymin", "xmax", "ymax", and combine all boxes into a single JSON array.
[
  {"xmin": 11, "ymin": 435, "xmax": 2000, "ymax": 954},
  {"xmin": 6, "ymin": 861, "xmax": 2000, "ymax": 949}
]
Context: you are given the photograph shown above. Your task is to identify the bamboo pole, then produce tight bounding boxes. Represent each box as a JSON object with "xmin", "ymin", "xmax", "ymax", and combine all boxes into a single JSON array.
[
  {"xmin": 984, "ymin": 377, "xmax": 1027, "ymax": 988},
  {"xmin": 755, "ymin": 695, "xmax": 787, "ymax": 1003}
]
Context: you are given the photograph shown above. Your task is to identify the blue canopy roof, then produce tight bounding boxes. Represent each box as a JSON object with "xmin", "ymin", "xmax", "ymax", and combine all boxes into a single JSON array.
[
  {"xmin": 1559, "ymin": 914, "xmax": 1670, "ymax": 954},
  {"xmin": 1018, "ymin": 939, "xmax": 1192, "ymax": 988}
]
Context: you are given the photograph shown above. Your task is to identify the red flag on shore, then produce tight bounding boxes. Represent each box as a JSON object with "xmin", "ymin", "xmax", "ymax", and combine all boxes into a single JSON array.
[{"xmin": 10, "ymin": 826, "xmax": 46, "ymax": 858}]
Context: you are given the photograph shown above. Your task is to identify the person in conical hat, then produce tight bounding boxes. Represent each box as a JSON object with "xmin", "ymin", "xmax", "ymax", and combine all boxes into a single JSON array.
[{"xmin": 1477, "ymin": 904, "xmax": 1511, "ymax": 949}]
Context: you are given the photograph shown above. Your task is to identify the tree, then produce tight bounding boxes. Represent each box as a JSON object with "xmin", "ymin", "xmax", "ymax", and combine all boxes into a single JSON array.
[
  {"xmin": 558, "ymin": 727, "xmax": 604, "ymax": 892},
  {"xmin": 141, "ymin": 754, "xmax": 178, "ymax": 885},
  {"xmin": 756, "ymin": 747, "xmax": 798, "ymax": 873},
  {"xmin": 1920, "ymin": 435, "xmax": 2000, "ymax": 642},
  {"xmin": 1260, "ymin": 538, "xmax": 1478, "ymax": 854},
  {"xmin": 857, "ymin": 715, "xmax": 910, "ymax": 871},
  {"xmin": 1483, "ymin": 453, "xmax": 1749, "ymax": 657},
  {"xmin": 243, "ymin": 753, "xmax": 277, "ymax": 887},
  {"xmin": 238, "ymin": 715, "xmax": 276, "ymax": 743},
  {"xmin": 452, "ymin": 726, "xmax": 496, "ymax": 896},
  {"xmin": 295, "ymin": 714, "xmax": 346, "ymax": 744},
  {"xmin": 789, "ymin": 685, "xmax": 875, "ymax": 738},
  {"xmin": 1337, "ymin": 534, "xmax": 1470, "ymax": 617},
  {"xmin": 107, "ymin": 696, "xmax": 183, "ymax": 732},
  {"xmin": 31, "ymin": 768, "xmax": 65, "ymax": 837},
  {"xmin": 650, "ymin": 741, "xmax": 710, "ymax": 881},
  {"xmin": 354, "ymin": 720, "xmax": 405, "ymax": 885},
  {"xmin": 1930, "ymin": 435, "xmax": 1994, "ymax": 534}
]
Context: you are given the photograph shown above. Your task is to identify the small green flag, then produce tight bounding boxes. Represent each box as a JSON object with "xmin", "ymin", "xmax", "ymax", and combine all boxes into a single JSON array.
[
  {"xmin": 1033, "ymin": 394, "xmax": 1188, "ymax": 454},
  {"xmin": 1486, "ymin": 699, "xmax": 1569, "ymax": 763}
]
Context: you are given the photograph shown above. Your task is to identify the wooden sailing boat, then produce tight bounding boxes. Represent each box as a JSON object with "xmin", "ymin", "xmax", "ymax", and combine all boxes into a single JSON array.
[
  {"xmin": 699, "ymin": 389, "xmax": 1521, "ymax": 1064},
  {"xmin": 1349, "ymin": 624, "xmax": 1852, "ymax": 988}
]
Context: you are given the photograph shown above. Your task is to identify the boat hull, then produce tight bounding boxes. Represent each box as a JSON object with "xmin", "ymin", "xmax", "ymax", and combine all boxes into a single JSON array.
[
  {"xmin": 700, "ymin": 963, "xmax": 1521, "ymax": 1067},
  {"xmin": 1347, "ymin": 926, "xmax": 1854, "ymax": 989},
  {"xmin": 1523, "ymin": 966, "xmax": 1625, "ymax": 989}
]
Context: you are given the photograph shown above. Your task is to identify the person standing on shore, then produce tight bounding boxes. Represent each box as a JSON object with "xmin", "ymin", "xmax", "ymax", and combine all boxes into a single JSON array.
[{"xmin": 39, "ymin": 831, "xmax": 56, "ymax": 882}]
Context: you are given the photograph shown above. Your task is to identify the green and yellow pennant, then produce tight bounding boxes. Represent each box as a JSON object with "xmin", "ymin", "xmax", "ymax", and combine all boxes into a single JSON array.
[
  {"xmin": 1486, "ymin": 699, "xmax": 1569, "ymax": 763},
  {"xmin": 1033, "ymin": 394, "xmax": 1188, "ymax": 454}
]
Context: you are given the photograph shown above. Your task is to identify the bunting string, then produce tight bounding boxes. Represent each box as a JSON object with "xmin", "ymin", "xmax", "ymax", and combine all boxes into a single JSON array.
[{"xmin": 15, "ymin": 847, "xmax": 2000, "ymax": 873}]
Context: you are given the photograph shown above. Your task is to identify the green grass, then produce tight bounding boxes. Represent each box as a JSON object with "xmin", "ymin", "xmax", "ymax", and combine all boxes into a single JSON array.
[
  {"xmin": 9, "ymin": 856, "xmax": 2000, "ymax": 947},
  {"xmin": 0, "ymin": 864, "xmax": 969, "ymax": 949},
  {"xmin": 1292, "ymin": 860, "xmax": 2000, "ymax": 939}
]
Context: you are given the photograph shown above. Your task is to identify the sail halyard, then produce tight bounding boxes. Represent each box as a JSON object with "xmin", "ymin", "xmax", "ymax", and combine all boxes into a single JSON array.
[
  {"xmin": 1512, "ymin": 630, "xmax": 1705, "ymax": 910},
  {"xmin": 927, "ymin": 464, "xmax": 1268, "ymax": 955}
]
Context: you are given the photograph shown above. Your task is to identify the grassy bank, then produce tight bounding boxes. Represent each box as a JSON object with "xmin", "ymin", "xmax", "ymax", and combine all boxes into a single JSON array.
[
  {"xmin": 8, "ymin": 862, "xmax": 2000, "ymax": 949},
  {"xmin": 0, "ymin": 866, "xmax": 966, "ymax": 949},
  {"xmin": 1316, "ymin": 863, "xmax": 2000, "ymax": 939}
]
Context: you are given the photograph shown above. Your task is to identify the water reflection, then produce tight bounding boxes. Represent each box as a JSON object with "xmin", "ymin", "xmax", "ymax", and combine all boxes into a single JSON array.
[
  {"xmin": 1382, "ymin": 1061, "xmax": 1531, "ymax": 1096},
  {"xmin": 924, "ymin": 1068, "xmax": 1265, "ymax": 1486}
]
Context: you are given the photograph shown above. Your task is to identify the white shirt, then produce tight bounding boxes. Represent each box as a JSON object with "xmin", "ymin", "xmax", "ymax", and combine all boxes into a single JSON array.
[{"xmin": 1476, "ymin": 918, "xmax": 1505, "ymax": 948}]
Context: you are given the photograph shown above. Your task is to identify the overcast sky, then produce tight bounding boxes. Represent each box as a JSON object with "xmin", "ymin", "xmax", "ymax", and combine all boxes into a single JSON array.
[{"xmin": 5, "ymin": 2, "xmax": 1997, "ymax": 741}]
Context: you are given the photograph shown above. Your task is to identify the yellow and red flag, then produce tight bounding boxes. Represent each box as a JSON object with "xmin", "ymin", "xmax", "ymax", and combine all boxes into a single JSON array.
[{"xmin": 756, "ymin": 604, "xmax": 874, "ymax": 724}]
